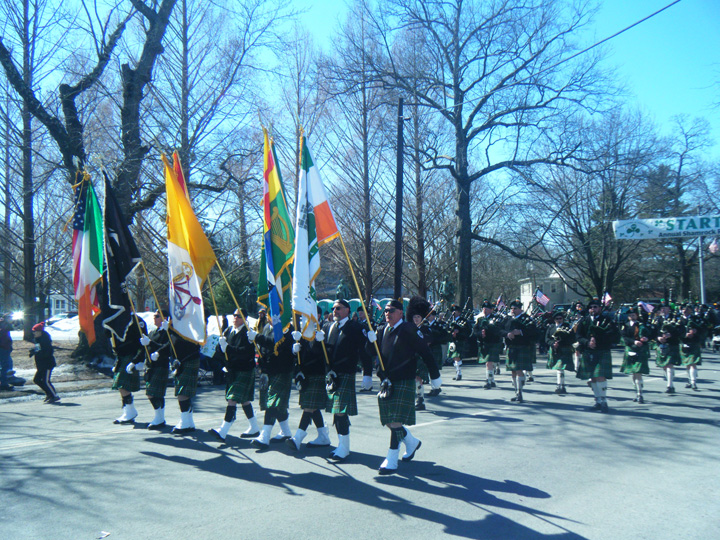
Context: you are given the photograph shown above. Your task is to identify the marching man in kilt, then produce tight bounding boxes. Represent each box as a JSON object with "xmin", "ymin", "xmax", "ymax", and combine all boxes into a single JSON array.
[
  {"xmin": 575, "ymin": 298, "xmax": 618, "ymax": 412},
  {"xmin": 287, "ymin": 325, "xmax": 332, "ymax": 451},
  {"xmin": 504, "ymin": 299, "xmax": 537, "ymax": 403},
  {"xmin": 376, "ymin": 299, "xmax": 441, "ymax": 475},
  {"xmin": 111, "ymin": 315, "xmax": 147, "ymax": 424},
  {"xmin": 323, "ymin": 299, "xmax": 368, "ymax": 462},
  {"xmin": 545, "ymin": 312, "xmax": 575, "ymax": 394},
  {"xmin": 209, "ymin": 308, "xmax": 260, "ymax": 442},
  {"xmin": 408, "ymin": 296, "xmax": 433, "ymax": 411},
  {"xmin": 168, "ymin": 326, "xmax": 202, "ymax": 434},
  {"xmin": 653, "ymin": 303, "xmax": 682, "ymax": 393},
  {"xmin": 620, "ymin": 307, "xmax": 651, "ymax": 403},
  {"xmin": 251, "ymin": 326, "xmax": 295, "ymax": 449},
  {"xmin": 679, "ymin": 304, "xmax": 703, "ymax": 391},
  {"xmin": 474, "ymin": 300, "xmax": 503, "ymax": 390},
  {"xmin": 138, "ymin": 308, "xmax": 172, "ymax": 429}
]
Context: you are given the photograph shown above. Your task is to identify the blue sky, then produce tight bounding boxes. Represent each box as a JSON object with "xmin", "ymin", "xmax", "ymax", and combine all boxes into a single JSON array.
[{"xmin": 297, "ymin": 0, "xmax": 720, "ymax": 159}]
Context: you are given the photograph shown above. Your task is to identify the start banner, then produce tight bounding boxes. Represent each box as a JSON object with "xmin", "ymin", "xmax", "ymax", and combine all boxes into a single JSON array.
[{"xmin": 613, "ymin": 215, "xmax": 720, "ymax": 240}]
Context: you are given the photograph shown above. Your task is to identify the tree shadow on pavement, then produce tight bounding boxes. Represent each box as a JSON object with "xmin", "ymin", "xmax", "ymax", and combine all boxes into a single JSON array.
[{"xmin": 140, "ymin": 446, "xmax": 587, "ymax": 540}]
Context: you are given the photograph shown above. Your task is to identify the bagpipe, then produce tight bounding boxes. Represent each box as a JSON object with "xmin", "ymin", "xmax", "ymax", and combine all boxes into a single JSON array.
[
  {"xmin": 552, "ymin": 322, "xmax": 575, "ymax": 347},
  {"xmin": 588, "ymin": 316, "xmax": 616, "ymax": 340}
]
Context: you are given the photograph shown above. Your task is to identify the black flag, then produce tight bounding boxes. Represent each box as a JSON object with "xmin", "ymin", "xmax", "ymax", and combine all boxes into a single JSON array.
[{"xmin": 101, "ymin": 173, "xmax": 142, "ymax": 341}]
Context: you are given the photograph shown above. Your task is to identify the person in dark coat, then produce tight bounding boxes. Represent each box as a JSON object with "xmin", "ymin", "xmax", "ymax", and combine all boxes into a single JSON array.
[
  {"xmin": 375, "ymin": 300, "xmax": 441, "ymax": 475},
  {"xmin": 30, "ymin": 322, "xmax": 59, "ymax": 403}
]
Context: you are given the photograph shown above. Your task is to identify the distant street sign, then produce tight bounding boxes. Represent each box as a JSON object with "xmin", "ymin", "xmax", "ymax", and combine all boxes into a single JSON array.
[{"xmin": 613, "ymin": 215, "xmax": 720, "ymax": 240}]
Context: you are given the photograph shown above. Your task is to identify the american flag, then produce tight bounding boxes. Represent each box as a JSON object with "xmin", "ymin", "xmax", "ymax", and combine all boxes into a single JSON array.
[
  {"xmin": 638, "ymin": 301, "xmax": 655, "ymax": 313},
  {"xmin": 535, "ymin": 289, "xmax": 550, "ymax": 306},
  {"xmin": 496, "ymin": 294, "xmax": 505, "ymax": 309},
  {"xmin": 602, "ymin": 291, "xmax": 612, "ymax": 306}
]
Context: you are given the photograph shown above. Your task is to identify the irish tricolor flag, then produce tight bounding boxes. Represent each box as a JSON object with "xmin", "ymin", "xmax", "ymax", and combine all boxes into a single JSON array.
[
  {"xmin": 292, "ymin": 135, "xmax": 340, "ymax": 338},
  {"xmin": 72, "ymin": 175, "xmax": 103, "ymax": 344},
  {"xmin": 163, "ymin": 154, "xmax": 216, "ymax": 343}
]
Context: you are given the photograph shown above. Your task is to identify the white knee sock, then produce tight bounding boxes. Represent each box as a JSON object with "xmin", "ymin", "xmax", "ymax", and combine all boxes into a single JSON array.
[{"xmin": 666, "ymin": 367, "xmax": 674, "ymax": 387}]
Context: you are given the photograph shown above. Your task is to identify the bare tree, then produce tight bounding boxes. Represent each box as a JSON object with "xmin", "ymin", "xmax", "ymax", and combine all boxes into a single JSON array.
[{"xmin": 366, "ymin": 0, "xmax": 611, "ymax": 305}]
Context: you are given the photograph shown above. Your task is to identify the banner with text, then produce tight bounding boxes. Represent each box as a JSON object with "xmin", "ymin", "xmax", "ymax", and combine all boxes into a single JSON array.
[{"xmin": 613, "ymin": 215, "xmax": 720, "ymax": 240}]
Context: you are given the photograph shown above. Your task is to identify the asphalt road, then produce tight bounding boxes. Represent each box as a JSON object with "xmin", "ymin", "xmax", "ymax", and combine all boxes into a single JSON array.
[{"xmin": 1, "ymin": 352, "xmax": 719, "ymax": 540}]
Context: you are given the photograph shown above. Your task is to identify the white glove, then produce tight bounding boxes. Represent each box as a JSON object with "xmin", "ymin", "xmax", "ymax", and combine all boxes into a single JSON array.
[
  {"xmin": 150, "ymin": 352, "xmax": 159, "ymax": 362},
  {"xmin": 135, "ymin": 362, "xmax": 145, "ymax": 373},
  {"xmin": 430, "ymin": 376, "xmax": 442, "ymax": 390},
  {"xmin": 367, "ymin": 330, "xmax": 377, "ymax": 343},
  {"xmin": 160, "ymin": 320, "xmax": 169, "ymax": 331},
  {"xmin": 315, "ymin": 330, "xmax": 325, "ymax": 342},
  {"xmin": 247, "ymin": 329, "xmax": 257, "ymax": 342},
  {"xmin": 292, "ymin": 343, "xmax": 301, "ymax": 354},
  {"xmin": 125, "ymin": 362, "xmax": 136, "ymax": 374},
  {"xmin": 140, "ymin": 335, "xmax": 150, "ymax": 347},
  {"xmin": 292, "ymin": 330, "xmax": 302, "ymax": 341},
  {"xmin": 218, "ymin": 336, "xmax": 228, "ymax": 352}
]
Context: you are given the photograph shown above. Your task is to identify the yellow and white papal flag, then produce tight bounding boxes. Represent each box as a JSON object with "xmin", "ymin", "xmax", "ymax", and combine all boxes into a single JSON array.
[{"xmin": 163, "ymin": 154, "xmax": 217, "ymax": 343}]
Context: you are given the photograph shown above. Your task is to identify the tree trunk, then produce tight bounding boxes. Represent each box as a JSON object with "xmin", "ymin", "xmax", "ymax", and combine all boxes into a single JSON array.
[
  {"xmin": 412, "ymin": 105, "xmax": 426, "ymax": 297},
  {"xmin": 2, "ymin": 84, "xmax": 12, "ymax": 308},
  {"xmin": 21, "ymin": 0, "xmax": 36, "ymax": 340},
  {"xmin": 455, "ymin": 127, "xmax": 471, "ymax": 307}
]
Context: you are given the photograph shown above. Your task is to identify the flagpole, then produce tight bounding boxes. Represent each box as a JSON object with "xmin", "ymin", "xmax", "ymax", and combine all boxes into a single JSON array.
[
  {"xmin": 214, "ymin": 262, "xmax": 263, "ymax": 356},
  {"xmin": 126, "ymin": 295, "xmax": 152, "ymax": 362},
  {"xmin": 336, "ymin": 234, "xmax": 385, "ymax": 372},
  {"xmin": 139, "ymin": 260, "xmax": 180, "ymax": 360},
  {"xmin": 205, "ymin": 274, "xmax": 230, "ymax": 364}
]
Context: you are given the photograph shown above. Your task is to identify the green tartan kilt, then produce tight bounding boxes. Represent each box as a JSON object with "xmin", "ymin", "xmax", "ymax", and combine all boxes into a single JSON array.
[
  {"xmin": 174, "ymin": 357, "xmax": 200, "ymax": 397},
  {"xmin": 506, "ymin": 346, "xmax": 534, "ymax": 371},
  {"xmin": 576, "ymin": 349, "xmax": 613, "ymax": 380},
  {"xmin": 430, "ymin": 344, "xmax": 444, "ymax": 371},
  {"xmin": 416, "ymin": 359, "xmax": 429, "ymax": 383},
  {"xmin": 547, "ymin": 347, "xmax": 575, "ymax": 371},
  {"xmin": 298, "ymin": 374, "xmax": 326, "ymax": 409},
  {"xmin": 144, "ymin": 365, "xmax": 169, "ymax": 398},
  {"xmin": 325, "ymin": 373, "xmax": 358, "ymax": 416},
  {"xmin": 112, "ymin": 355, "xmax": 140, "ymax": 392},
  {"xmin": 259, "ymin": 372, "xmax": 292, "ymax": 410},
  {"xmin": 681, "ymin": 345, "xmax": 702, "ymax": 366},
  {"xmin": 378, "ymin": 378, "xmax": 416, "ymax": 426},
  {"xmin": 479, "ymin": 342, "xmax": 502, "ymax": 365},
  {"xmin": 655, "ymin": 344, "xmax": 682, "ymax": 367},
  {"xmin": 226, "ymin": 369, "xmax": 255, "ymax": 403},
  {"xmin": 620, "ymin": 348, "xmax": 650, "ymax": 375}
]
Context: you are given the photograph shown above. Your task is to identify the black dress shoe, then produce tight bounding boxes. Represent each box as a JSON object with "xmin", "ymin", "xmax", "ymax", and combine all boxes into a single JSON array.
[
  {"xmin": 427, "ymin": 388, "xmax": 441, "ymax": 397},
  {"xmin": 510, "ymin": 394, "xmax": 523, "ymax": 403},
  {"xmin": 358, "ymin": 387, "xmax": 374, "ymax": 393},
  {"xmin": 240, "ymin": 431, "xmax": 260, "ymax": 439},
  {"xmin": 453, "ymin": 374, "xmax": 462, "ymax": 381},
  {"xmin": 490, "ymin": 381, "xmax": 497, "ymax": 387},
  {"xmin": 685, "ymin": 383, "xmax": 692, "ymax": 388},
  {"xmin": 147, "ymin": 422, "xmax": 166, "ymax": 431},
  {"xmin": 328, "ymin": 451, "xmax": 346, "ymax": 462},
  {"xmin": 590, "ymin": 402, "xmax": 602, "ymax": 411},
  {"xmin": 483, "ymin": 382, "xmax": 492, "ymax": 390},
  {"xmin": 378, "ymin": 466, "xmax": 397, "ymax": 475},
  {"xmin": 637, "ymin": 395, "xmax": 645, "ymax": 404},
  {"xmin": 415, "ymin": 401, "xmax": 426, "ymax": 411},
  {"xmin": 526, "ymin": 376, "xmax": 534, "ymax": 382},
  {"xmin": 270, "ymin": 435, "xmax": 291, "ymax": 444},
  {"xmin": 691, "ymin": 383, "xmax": 698, "ymax": 390},
  {"xmin": 600, "ymin": 402, "xmax": 609, "ymax": 413},
  {"xmin": 402, "ymin": 440, "xmax": 421, "ymax": 462},
  {"xmin": 172, "ymin": 426, "xmax": 195, "ymax": 435},
  {"xmin": 251, "ymin": 439, "xmax": 269, "ymax": 450},
  {"xmin": 208, "ymin": 428, "xmax": 226, "ymax": 442},
  {"xmin": 665, "ymin": 386, "xmax": 675, "ymax": 394}
]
